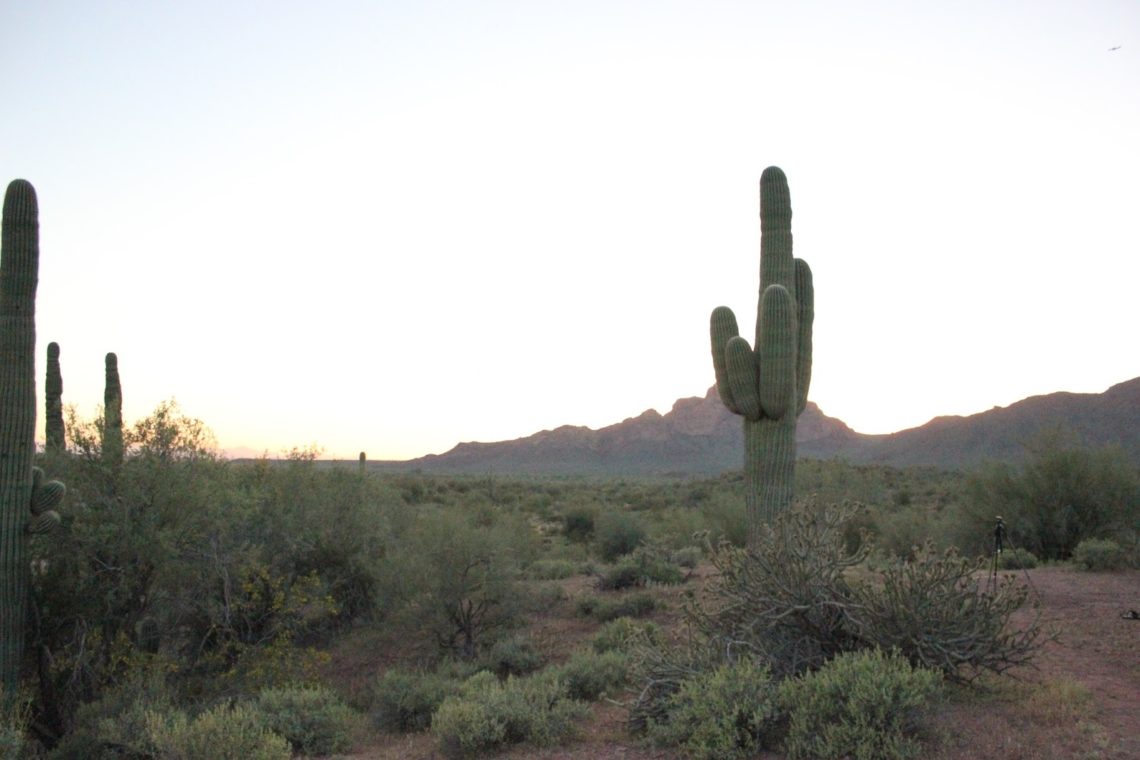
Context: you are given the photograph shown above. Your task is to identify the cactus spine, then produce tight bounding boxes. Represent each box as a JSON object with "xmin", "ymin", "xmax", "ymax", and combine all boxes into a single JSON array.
[
  {"xmin": 103, "ymin": 352, "xmax": 123, "ymax": 470},
  {"xmin": 710, "ymin": 167, "xmax": 814, "ymax": 544},
  {"xmin": 45, "ymin": 341, "xmax": 64, "ymax": 453},
  {"xmin": 0, "ymin": 180, "xmax": 49, "ymax": 695}
]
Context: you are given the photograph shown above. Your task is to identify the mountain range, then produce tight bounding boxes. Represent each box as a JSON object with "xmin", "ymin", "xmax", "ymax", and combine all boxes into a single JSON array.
[{"xmin": 387, "ymin": 377, "xmax": 1140, "ymax": 476}]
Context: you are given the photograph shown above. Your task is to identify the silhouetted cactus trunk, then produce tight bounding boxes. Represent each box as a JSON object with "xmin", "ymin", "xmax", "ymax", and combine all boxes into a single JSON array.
[
  {"xmin": 103, "ymin": 352, "xmax": 123, "ymax": 471},
  {"xmin": 1, "ymin": 180, "xmax": 41, "ymax": 697},
  {"xmin": 45, "ymin": 342, "xmax": 64, "ymax": 453},
  {"xmin": 710, "ymin": 167, "xmax": 814, "ymax": 544}
]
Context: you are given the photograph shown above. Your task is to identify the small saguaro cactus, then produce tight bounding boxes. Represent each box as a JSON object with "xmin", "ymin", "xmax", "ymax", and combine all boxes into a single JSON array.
[
  {"xmin": 45, "ymin": 341, "xmax": 64, "ymax": 453},
  {"xmin": 710, "ymin": 167, "xmax": 814, "ymax": 543},
  {"xmin": 103, "ymin": 351, "xmax": 123, "ymax": 469},
  {"xmin": 1, "ymin": 179, "xmax": 65, "ymax": 696}
]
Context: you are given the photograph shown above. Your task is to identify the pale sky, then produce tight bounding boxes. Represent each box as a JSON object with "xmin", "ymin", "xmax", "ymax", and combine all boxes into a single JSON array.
[{"xmin": 2, "ymin": 1, "xmax": 1137, "ymax": 460}]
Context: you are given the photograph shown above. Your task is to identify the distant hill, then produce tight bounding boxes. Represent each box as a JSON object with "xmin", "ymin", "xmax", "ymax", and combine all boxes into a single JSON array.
[{"xmin": 391, "ymin": 377, "xmax": 1140, "ymax": 475}]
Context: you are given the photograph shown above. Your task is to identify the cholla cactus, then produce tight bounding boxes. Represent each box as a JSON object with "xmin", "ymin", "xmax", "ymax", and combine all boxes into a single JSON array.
[
  {"xmin": 710, "ymin": 167, "xmax": 814, "ymax": 543},
  {"xmin": 45, "ymin": 341, "xmax": 64, "ymax": 452}
]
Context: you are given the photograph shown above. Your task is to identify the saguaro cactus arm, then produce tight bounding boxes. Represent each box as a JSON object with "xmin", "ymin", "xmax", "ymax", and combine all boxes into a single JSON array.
[{"xmin": 27, "ymin": 466, "xmax": 63, "ymax": 534}]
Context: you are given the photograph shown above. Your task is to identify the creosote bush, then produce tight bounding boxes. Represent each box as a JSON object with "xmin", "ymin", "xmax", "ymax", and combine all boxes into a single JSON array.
[
  {"xmin": 1071, "ymin": 538, "xmax": 1128, "ymax": 570},
  {"xmin": 778, "ymin": 648, "xmax": 940, "ymax": 760},
  {"xmin": 371, "ymin": 668, "xmax": 459, "ymax": 733},
  {"xmin": 550, "ymin": 649, "xmax": 629, "ymax": 701},
  {"xmin": 144, "ymin": 702, "xmax": 291, "ymax": 760},
  {"xmin": 647, "ymin": 656, "xmax": 780, "ymax": 759},
  {"xmin": 595, "ymin": 510, "xmax": 646, "ymax": 562},
  {"xmin": 431, "ymin": 671, "xmax": 585, "ymax": 758},
  {"xmin": 254, "ymin": 684, "xmax": 358, "ymax": 756}
]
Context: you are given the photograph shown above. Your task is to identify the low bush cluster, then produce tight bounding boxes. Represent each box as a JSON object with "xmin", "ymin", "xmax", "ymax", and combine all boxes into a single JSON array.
[
  {"xmin": 254, "ymin": 684, "xmax": 357, "ymax": 756},
  {"xmin": 647, "ymin": 656, "xmax": 780, "ymax": 759},
  {"xmin": 779, "ymin": 649, "xmax": 940, "ymax": 760},
  {"xmin": 1072, "ymin": 538, "xmax": 1129, "ymax": 570},
  {"xmin": 575, "ymin": 591, "xmax": 658, "ymax": 622},
  {"xmin": 431, "ymin": 671, "xmax": 586, "ymax": 758},
  {"xmin": 591, "ymin": 616, "xmax": 662, "ymax": 654}
]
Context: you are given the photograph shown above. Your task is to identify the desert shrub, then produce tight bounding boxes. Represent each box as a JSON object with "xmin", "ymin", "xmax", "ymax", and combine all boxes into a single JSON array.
[
  {"xmin": 576, "ymin": 591, "xmax": 658, "ymax": 622},
  {"xmin": 596, "ymin": 544, "xmax": 686, "ymax": 590},
  {"xmin": 431, "ymin": 672, "xmax": 585, "ymax": 758},
  {"xmin": 702, "ymin": 491, "xmax": 748, "ymax": 547},
  {"xmin": 963, "ymin": 431, "xmax": 1139, "ymax": 560},
  {"xmin": 1, "ymin": 700, "xmax": 28, "ymax": 760},
  {"xmin": 595, "ymin": 511, "xmax": 647, "ymax": 561},
  {"xmin": 550, "ymin": 650, "xmax": 630, "ymax": 701},
  {"xmin": 524, "ymin": 558, "xmax": 581, "ymax": 580},
  {"xmin": 562, "ymin": 506, "xmax": 597, "ymax": 543},
  {"xmin": 49, "ymin": 667, "xmax": 175, "ymax": 759},
  {"xmin": 670, "ymin": 545, "xmax": 703, "ymax": 569},
  {"xmin": 371, "ymin": 668, "xmax": 459, "ymax": 732},
  {"xmin": 1071, "ymin": 538, "xmax": 1128, "ymax": 570},
  {"xmin": 482, "ymin": 634, "xmax": 543, "ymax": 678},
  {"xmin": 592, "ymin": 616, "xmax": 662, "ymax": 653},
  {"xmin": 254, "ymin": 684, "xmax": 357, "ymax": 756},
  {"xmin": 691, "ymin": 502, "xmax": 867, "ymax": 677},
  {"xmin": 144, "ymin": 702, "xmax": 291, "ymax": 760},
  {"xmin": 778, "ymin": 648, "xmax": 940, "ymax": 760},
  {"xmin": 388, "ymin": 506, "xmax": 530, "ymax": 659},
  {"xmin": 853, "ymin": 542, "xmax": 1046, "ymax": 683},
  {"xmin": 997, "ymin": 546, "xmax": 1038, "ymax": 569},
  {"xmin": 647, "ymin": 656, "xmax": 780, "ymax": 760}
]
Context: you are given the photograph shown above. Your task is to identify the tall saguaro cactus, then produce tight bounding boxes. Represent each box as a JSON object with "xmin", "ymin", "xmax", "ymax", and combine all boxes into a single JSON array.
[
  {"xmin": 45, "ymin": 341, "xmax": 64, "ymax": 453},
  {"xmin": 710, "ymin": 167, "xmax": 814, "ymax": 543},
  {"xmin": 103, "ymin": 352, "xmax": 123, "ymax": 470},
  {"xmin": 0, "ymin": 180, "xmax": 60, "ymax": 696}
]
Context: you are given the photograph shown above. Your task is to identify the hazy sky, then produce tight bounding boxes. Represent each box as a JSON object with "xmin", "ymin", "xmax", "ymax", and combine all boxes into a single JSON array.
[{"xmin": 2, "ymin": 1, "xmax": 1137, "ymax": 460}]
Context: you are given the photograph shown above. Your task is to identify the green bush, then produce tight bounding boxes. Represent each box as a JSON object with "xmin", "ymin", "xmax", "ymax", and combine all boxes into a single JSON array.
[
  {"xmin": 550, "ymin": 650, "xmax": 629, "ymax": 701},
  {"xmin": 778, "ymin": 649, "xmax": 940, "ymax": 760},
  {"xmin": 482, "ymin": 634, "xmax": 543, "ymax": 678},
  {"xmin": 997, "ymin": 546, "xmax": 1038, "ymax": 569},
  {"xmin": 371, "ymin": 668, "xmax": 458, "ymax": 732},
  {"xmin": 595, "ymin": 544, "xmax": 686, "ymax": 591},
  {"xmin": 592, "ymin": 616, "xmax": 662, "ymax": 654},
  {"xmin": 431, "ymin": 672, "xmax": 586, "ymax": 758},
  {"xmin": 595, "ymin": 511, "xmax": 646, "ymax": 562},
  {"xmin": 524, "ymin": 558, "xmax": 581, "ymax": 580},
  {"xmin": 576, "ymin": 591, "xmax": 658, "ymax": 622},
  {"xmin": 254, "ymin": 684, "xmax": 357, "ymax": 755},
  {"xmin": 648, "ymin": 657, "xmax": 780, "ymax": 759},
  {"xmin": 562, "ymin": 506, "xmax": 597, "ymax": 543},
  {"xmin": 1072, "ymin": 538, "xmax": 1128, "ymax": 570},
  {"xmin": 144, "ymin": 702, "xmax": 291, "ymax": 760},
  {"xmin": 670, "ymin": 545, "xmax": 703, "ymax": 569}
]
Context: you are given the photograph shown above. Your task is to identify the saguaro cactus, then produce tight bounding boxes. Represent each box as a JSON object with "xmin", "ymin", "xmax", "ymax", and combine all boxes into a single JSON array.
[
  {"xmin": 1, "ymin": 179, "xmax": 66, "ymax": 696},
  {"xmin": 710, "ymin": 167, "xmax": 814, "ymax": 543},
  {"xmin": 103, "ymin": 352, "xmax": 123, "ymax": 470},
  {"xmin": 45, "ymin": 341, "xmax": 64, "ymax": 453}
]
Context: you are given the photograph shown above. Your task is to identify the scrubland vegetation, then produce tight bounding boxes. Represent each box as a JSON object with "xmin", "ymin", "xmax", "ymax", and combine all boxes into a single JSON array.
[{"xmin": 0, "ymin": 401, "xmax": 1134, "ymax": 758}]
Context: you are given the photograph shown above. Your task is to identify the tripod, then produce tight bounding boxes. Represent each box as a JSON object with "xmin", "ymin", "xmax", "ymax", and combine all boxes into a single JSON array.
[{"xmin": 987, "ymin": 516, "xmax": 1039, "ymax": 599}]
